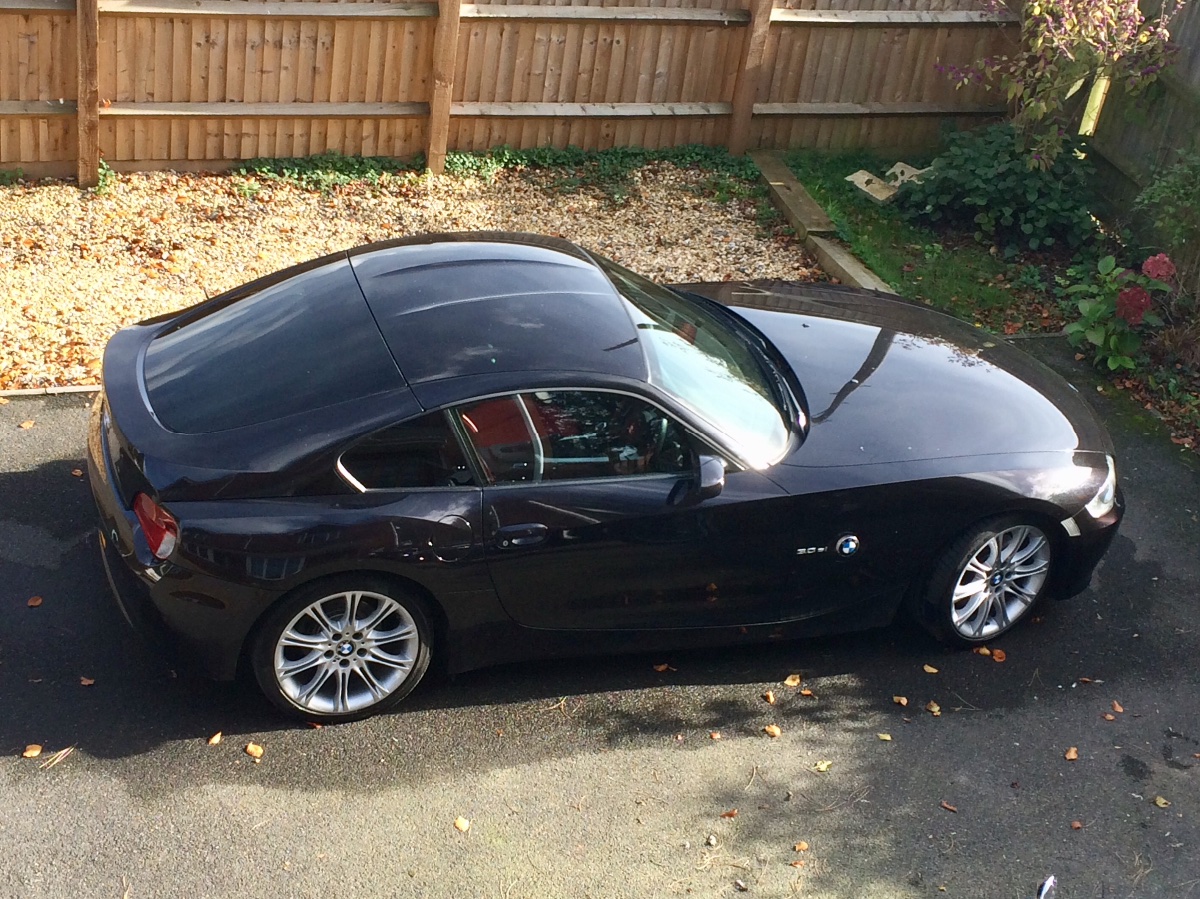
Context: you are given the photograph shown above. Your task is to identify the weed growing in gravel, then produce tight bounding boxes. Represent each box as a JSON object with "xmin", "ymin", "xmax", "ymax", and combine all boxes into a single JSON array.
[
  {"xmin": 237, "ymin": 151, "xmax": 423, "ymax": 193},
  {"xmin": 0, "ymin": 167, "xmax": 22, "ymax": 186},
  {"xmin": 95, "ymin": 159, "xmax": 117, "ymax": 195},
  {"xmin": 444, "ymin": 145, "xmax": 763, "ymax": 205}
]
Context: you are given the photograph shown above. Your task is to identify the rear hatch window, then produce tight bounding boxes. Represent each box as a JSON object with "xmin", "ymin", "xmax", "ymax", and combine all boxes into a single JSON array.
[{"xmin": 143, "ymin": 259, "xmax": 402, "ymax": 433}]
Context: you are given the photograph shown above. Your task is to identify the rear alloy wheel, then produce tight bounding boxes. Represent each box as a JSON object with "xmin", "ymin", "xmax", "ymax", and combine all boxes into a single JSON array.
[
  {"xmin": 252, "ymin": 577, "xmax": 432, "ymax": 723},
  {"xmin": 914, "ymin": 516, "xmax": 1053, "ymax": 646}
]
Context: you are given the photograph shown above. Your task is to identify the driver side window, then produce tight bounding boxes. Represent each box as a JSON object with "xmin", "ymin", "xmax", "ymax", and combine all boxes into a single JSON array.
[{"xmin": 457, "ymin": 391, "xmax": 694, "ymax": 484}]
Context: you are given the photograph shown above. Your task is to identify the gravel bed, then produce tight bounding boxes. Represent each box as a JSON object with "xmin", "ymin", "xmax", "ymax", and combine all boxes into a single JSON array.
[{"xmin": 0, "ymin": 164, "xmax": 820, "ymax": 391}]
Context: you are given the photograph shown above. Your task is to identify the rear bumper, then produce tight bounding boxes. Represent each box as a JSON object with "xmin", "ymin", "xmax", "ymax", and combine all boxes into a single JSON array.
[{"xmin": 87, "ymin": 395, "xmax": 275, "ymax": 681}]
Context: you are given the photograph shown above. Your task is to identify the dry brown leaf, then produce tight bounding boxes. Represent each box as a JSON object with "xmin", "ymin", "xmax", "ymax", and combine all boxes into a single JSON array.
[
  {"xmin": 720, "ymin": 809, "xmax": 739, "ymax": 819},
  {"xmin": 79, "ymin": 676, "xmax": 95, "ymax": 686},
  {"xmin": 1064, "ymin": 746, "xmax": 1079, "ymax": 761},
  {"xmin": 940, "ymin": 801, "xmax": 958, "ymax": 813},
  {"xmin": 1112, "ymin": 700, "xmax": 1124, "ymax": 713},
  {"xmin": 709, "ymin": 731, "xmax": 722, "ymax": 740},
  {"xmin": 207, "ymin": 732, "xmax": 222, "ymax": 745},
  {"xmin": 877, "ymin": 733, "xmax": 893, "ymax": 741},
  {"xmin": 70, "ymin": 469, "xmax": 83, "ymax": 478},
  {"xmin": 1103, "ymin": 713, "xmax": 1116, "ymax": 721},
  {"xmin": 22, "ymin": 744, "xmax": 43, "ymax": 759},
  {"xmin": 244, "ymin": 742, "xmax": 264, "ymax": 759},
  {"xmin": 1071, "ymin": 820, "xmax": 1083, "ymax": 830},
  {"xmin": 454, "ymin": 816, "xmax": 471, "ymax": 832},
  {"xmin": 793, "ymin": 841, "xmax": 809, "ymax": 852},
  {"xmin": 991, "ymin": 649, "xmax": 1007, "ymax": 663},
  {"xmin": 762, "ymin": 690, "xmax": 777, "ymax": 705},
  {"xmin": 0, "ymin": 397, "xmax": 8, "ymax": 405},
  {"xmin": 789, "ymin": 860, "xmax": 806, "ymax": 868},
  {"xmin": 926, "ymin": 701, "xmax": 941, "ymax": 717},
  {"xmin": 18, "ymin": 420, "xmax": 34, "ymax": 430},
  {"xmin": 306, "ymin": 722, "xmax": 323, "ymax": 729},
  {"xmin": 799, "ymin": 688, "xmax": 814, "ymax": 697},
  {"xmin": 1153, "ymin": 796, "xmax": 1171, "ymax": 808},
  {"xmin": 923, "ymin": 664, "xmax": 939, "ymax": 674},
  {"xmin": 26, "ymin": 596, "xmax": 43, "ymax": 608},
  {"xmin": 1079, "ymin": 677, "xmax": 1092, "ymax": 684},
  {"xmin": 972, "ymin": 647, "xmax": 991, "ymax": 656},
  {"xmin": 812, "ymin": 760, "xmax": 832, "ymax": 773},
  {"xmin": 652, "ymin": 663, "xmax": 676, "ymax": 672},
  {"xmin": 763, "ymin": 724, "xmax": 782, "ymax": 738},
  {"xmin": 783, "ymin": 674, "xmax": 802, "ymax": 687},
  {"xmin": 893, "ymin": 695, "xmax": 908, "ymax": 707}
]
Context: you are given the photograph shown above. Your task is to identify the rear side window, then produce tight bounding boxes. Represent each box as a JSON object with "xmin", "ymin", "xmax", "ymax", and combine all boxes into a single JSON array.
[
  {"xmin": 339, "ymin": 412, "xmax": 476, "ymax": 490},
  {"xmin": 144, "ymin": 259, "xmax": 402, "ymax": 433}
]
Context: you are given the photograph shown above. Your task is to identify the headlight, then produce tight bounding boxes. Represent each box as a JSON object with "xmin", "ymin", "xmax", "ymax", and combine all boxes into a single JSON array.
[{"xmin": 1084, "ymin": 455, "xmax": 1117, "ymax": 519}]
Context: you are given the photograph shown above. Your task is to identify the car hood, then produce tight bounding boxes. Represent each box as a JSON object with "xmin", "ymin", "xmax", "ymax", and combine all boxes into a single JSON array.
[{"xmin": 682, "ymin": 281, "xmax": 1112, "ymax": 468}]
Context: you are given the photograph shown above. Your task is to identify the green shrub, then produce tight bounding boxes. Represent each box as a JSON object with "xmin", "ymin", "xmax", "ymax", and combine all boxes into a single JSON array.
[
  {"xmin": 897, "ymin": 123, "xmax": 1098, "ymax": 254},
  {"xmin": 1063, "ymin": 254, "xmax": 1169, "ymax": 371},
  {"xmin": 237, "ymin": 151, "xmax": 421, "ymax": 192},
  {"xmin": 1134, "ymin": 149, "xmax": 1200, "ymax": 303}
]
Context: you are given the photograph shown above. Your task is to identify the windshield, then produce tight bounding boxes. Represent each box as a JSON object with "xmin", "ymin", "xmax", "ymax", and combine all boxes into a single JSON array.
[{"xmin": 595, "ymin": 257, "xmax": 790, "ymax": 468}]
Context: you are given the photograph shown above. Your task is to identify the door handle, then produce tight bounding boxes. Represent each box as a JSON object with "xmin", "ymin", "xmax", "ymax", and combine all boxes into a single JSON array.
[{"xmin": 495, "ymin": 523, "xmax": 549, "ymax": 548}]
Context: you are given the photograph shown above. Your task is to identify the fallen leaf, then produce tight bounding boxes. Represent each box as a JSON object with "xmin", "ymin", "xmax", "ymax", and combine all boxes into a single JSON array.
[
  {"xmin": 812, "ymin": 760, "xmax": 832, "ymax": 773},
  {"xmin": 306, "ymin": 722, "xmax": 323, "ymax": 729},
  {"xmin": 972, "ymin": 647, "xmax": 991, "ymax": 656},
  {"xmin": 454, "ymin": 816, "xmax": 471, "ymax": 832},
  {"xmin": 0, "ymin": 397, "xmax": 8, "ymax": 404},
  {"xmin": 940, "ymin": 800, "xmax": 958, "ymax": 813},
  {"xmin": 926, "ymin": 700, "xmax": 941, "ymax": 717},
  {"xmin": 783, "ymin": 674, "xmax": 802, "ymax": 687},
  {"xmin": 762, "ymin": 690, "xmax": 777, "ymax": 705},
  {"xmin": 877, "ymin": 733, "xmax": 893, "ymax": 741},
  {"xmin": 1153, "ymin": 795, "xmax": 1171, "ymax": 809},
  {"xmin": 79, "ymin": 676, "xmax": 95, "ymax": 686},
  {"xmin": 800, "ymin": 688, "xmax": 814, "ymax": 697},
  {"xmin": 893, "ymin": 695, "xmax": 908, "ymax": 707},
  {"xmin": 991, "ymin": 649, "xmax": 1007, "ymax": 663},
  {"xmin": 1112, "ymin": 700, "xmax": 1124, "ymax": 713},
  {"xmin": 789, "ymin": 860, "xmax": 806, "ymax": 868},
  {"xmin": 652, "ymin": 663, "xmax": 676, "ymax": 672},
  {"xmin": 207, "ymin": 732, "xmax": 222, "ymax": 745},
  {"xmin": 22, "ymin": 744, "xmax": 43, "ymax": 759},
  {"xmin": 709, "ymin": 731, "xmax": 722, "ymax": 740},
  {"xmin": 1064, "ymin": 746, "xmax": 1079, "ymax": 761},
  {"xmin": 245, "ymin": 742, "xmax": 264, "ymax": 759},
  {"xmin": 27, "ymin": 596, "xmax": 43, "ymax": 608},
  {"xmin": 763, "ymin": 724, "xmax": 782, "ymax": 738},
  {"xmin": 720, "ymin": 809, "xmax": 739, "ymax": 818},
  {"xmin": 1079, "ymin": 677, "xmax": 1092, "ymax": 684},
  {"xmin": 18, "ymin": 420, "xmax": 34, "ymax": 430},
  {"xmin": 793, "ymin": 841, "xmax": 809, "ymax": 852},
  {"xmin": 923, "ymin": 664, "xmax": 939, "ymax": 674},
  {"xmin": 1103, "ymin": 713, "xmax": 1116, "ymax": 721},
  {"xmin": 1071, "ymin": 820, "xmax": 1083, "ymax": 830},
  {"xmin": 71, "ymin": 468, "xmax": 83, "ymax": 477}
]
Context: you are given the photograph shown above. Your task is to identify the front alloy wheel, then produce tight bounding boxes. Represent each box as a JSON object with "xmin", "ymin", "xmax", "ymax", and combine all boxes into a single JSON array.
[
  {"xmin": 913, "ymin": 516, "xmax": 1054, "ymax": 646},
  {"xmin": 252, "ymin": 577, "xmax": 432, "ymax": 722}
]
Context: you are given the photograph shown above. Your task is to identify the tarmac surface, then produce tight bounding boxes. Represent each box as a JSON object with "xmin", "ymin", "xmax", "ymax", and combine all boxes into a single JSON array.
[{"xmin": 0, "ymin": 336, "xmax": 1197, "ymax": 899}]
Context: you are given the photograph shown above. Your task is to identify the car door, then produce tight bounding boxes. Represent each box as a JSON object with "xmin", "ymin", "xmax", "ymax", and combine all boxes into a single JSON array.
[{"xmin": 454, "ymin": 389, "xmax": 795, "ymax": 631}]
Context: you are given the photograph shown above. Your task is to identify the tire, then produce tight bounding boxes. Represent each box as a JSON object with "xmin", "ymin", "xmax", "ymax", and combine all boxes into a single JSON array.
[
  {"xmin": 251, "ymin": 575, "xmax": 433, "ymax": 723},
  {"xmin": 910, "ymin": 515, "xmax": 1054, "ymax": 646}
]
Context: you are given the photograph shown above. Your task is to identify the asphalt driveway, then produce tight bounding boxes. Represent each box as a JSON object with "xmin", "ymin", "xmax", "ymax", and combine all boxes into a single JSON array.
[{"xmin": 0, "ymin": 337, "xmax": 1197, "ymax": 899}]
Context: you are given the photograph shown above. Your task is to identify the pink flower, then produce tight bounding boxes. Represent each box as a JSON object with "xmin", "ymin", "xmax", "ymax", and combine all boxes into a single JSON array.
[
  {"xmin": 1142, "ymin": 253, "xmax": 1176, "ymax": 282},
  {"xmin": 1116, "ymin": 285, "xmax": 1152, "ymax": 325}
]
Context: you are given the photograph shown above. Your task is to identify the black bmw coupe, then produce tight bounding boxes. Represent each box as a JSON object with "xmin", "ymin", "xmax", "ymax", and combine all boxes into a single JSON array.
[{"xmin": 89, "ymin": 233, "xmax": 1122, "ymax": 722}]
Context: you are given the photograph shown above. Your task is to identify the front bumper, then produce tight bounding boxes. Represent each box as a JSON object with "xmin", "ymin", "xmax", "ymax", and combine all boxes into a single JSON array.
[{"xmin": 1052, "ymin": 486, "xmax": 1124, "ymax": 599}]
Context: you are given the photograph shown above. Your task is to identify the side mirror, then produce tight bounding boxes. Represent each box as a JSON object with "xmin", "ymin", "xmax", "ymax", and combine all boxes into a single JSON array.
[{"xmin": 698, "ymin": 455, "xmax": 725, "ymax": 500}]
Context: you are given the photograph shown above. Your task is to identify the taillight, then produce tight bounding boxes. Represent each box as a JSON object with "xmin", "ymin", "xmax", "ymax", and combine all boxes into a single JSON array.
[{"xmin": 134, "ymin": 493, "xmax": 178, "ymax": 560}]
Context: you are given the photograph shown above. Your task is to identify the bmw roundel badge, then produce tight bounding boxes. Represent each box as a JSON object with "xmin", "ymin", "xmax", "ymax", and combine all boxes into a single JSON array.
[{"xmin": 836, "ymin": 535, "xmax": 860, "ymax": 557}]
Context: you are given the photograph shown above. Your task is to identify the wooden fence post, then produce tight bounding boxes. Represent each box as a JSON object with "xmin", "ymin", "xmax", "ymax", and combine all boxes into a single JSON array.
[
  {"xmin": 76, "ymin": 0, "xmax": 100, "ymax": 187},
  {"xmin": 426, "ymin": 0, "xmax": 462, "ymax": 174},
  {"xmin": 728, "ymin": 0, "xmax": 774, "ymax": 156}
]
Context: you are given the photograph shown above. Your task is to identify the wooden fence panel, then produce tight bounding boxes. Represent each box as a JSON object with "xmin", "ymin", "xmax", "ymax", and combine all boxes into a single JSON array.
[
  {"xmin": 0, "ymin": 0, "xmax": 1014, "ymax": 177},
  {"xmin": 0, "ymin": 11, "xmax": 76, "ymax": 163}
]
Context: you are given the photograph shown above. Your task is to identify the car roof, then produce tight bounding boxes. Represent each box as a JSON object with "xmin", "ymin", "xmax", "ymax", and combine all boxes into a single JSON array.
[{"xmin": 348, "ymin": 233, "xmax": 648, "ymax": 386}]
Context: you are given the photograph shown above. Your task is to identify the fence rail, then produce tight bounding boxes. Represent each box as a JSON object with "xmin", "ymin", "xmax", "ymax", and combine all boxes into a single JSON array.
[{"xmin": 0, "ymin": 0, "xmax": 1016, "ymax": 185}]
